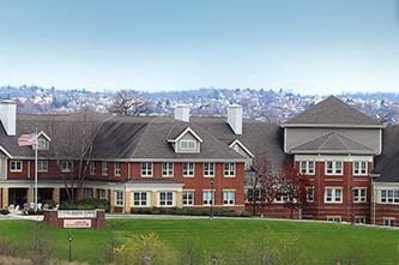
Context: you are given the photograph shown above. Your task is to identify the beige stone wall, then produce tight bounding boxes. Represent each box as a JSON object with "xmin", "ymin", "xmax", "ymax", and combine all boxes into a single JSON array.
[
  {"xmin": 125, "ymin": 191, "xmax": 132, "ymax": 213},
  {"xmin": 175, "ymin": 191, "xmax": 183, "ymax": 208},
  {"xmin": 27, "ymin": 188, "xmax": 34, "ymax": 204},
  {"xmin": 53, "ymin": 188, "xmax": 60, "ymax": 204},
  {"xmin": 1, "ymin": 188, "xmax": 8, "ymax": 208},
  {"xmin": 151, "ymin": 192, "xmax": 158, "ymax": 207}
]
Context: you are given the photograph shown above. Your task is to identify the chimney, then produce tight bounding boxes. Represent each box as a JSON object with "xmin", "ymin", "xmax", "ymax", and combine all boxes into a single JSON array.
[
  {"xmin": 0, "ymin": 100, "xmax": 16, "ymax": 136},
  {"xmin": 174, "ymin": 104, "xmax": 190, "ymax": 122},
  {"xmin": 227, "ymin": 104, "xmax": 242, "ymax": 135}
]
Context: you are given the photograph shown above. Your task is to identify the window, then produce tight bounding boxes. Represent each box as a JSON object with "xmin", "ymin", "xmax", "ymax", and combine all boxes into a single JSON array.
[
  {"xmin": 353, "ymin": 188, "xmax": 367, "ymax": 203},
  {"xmin": 203, "ymin": 162, "xmax": 215, "ymax": 177},
  {"xmin": 162, "ymin": 162, "xmax": 174, "ymax": 177},
  {"xmin": 141, "ymin": 162, "xmax": 153, "ymax": 177},
  {"xmin": 89, "ymin": 162, "xmax": 96, "ymax": 175},
  {"xmin": 246, "ymin": 188, "xmax": 262, "ymax": 202},
  {"xmin": 354, "ymin": 216, "xmax": 367, "ymax": 224},
  {"xmin": 353, "ymin": 161, "xmax": 368, "ymax": 176},
  {"xmin": 98, "ymin": 189, "xmax": 107, "ymax": 200},
  {"xmin": 324, "ymin": 187, "xmax": 343, "ymax": 203},
  {"xmin": 183, "ymin": 191, "xmax": 194, "ymax": 206},
  {"xmin": 383, "ymin": 217, "xmax": 395, "ymax": 227},
  {"xmin": 380, "ymin": 189, "xmax": 399, "ymax": 204},
  {"xmin": 114, "ymin": 191, "xmax": 124, "ymax": 207},
  {"xmin": 299, "ymin": 161, "xmax": 315, "ymax": 175},
  {"xmin": 114, "ymin": 162, "xmax": 121, "ymax": 176},
  {"xmin": 60, "ymin": 160, "xmax": 72, "ymax": 173},
  {"xmin": 133, "ymin": 192, "xmax": 149, "ymax": 207},
  {"xmin": 327, "ymin": 216, "xmax": 342, "ymax": 223},
  {"xmin": 325, "ymin": 161, "xmax": 343, "ymax": 175},
  {"xmin": 38, "ymin": 160, "xmax": 48, "ymax": 173},
  {"xmin": 83, "ymin": 188, "xmax": 93, "ymax": 199},
  {"xmin": 203, "ymin": 191, "xmax": 214, "ymax": 206},
  {"xmin": 183, "ymin": 162, "xmax": 195, "ymax": 177},
  {"xmin": 224, "ymin": 162, "xmax": 236, "ymax": 177},
  {"xmin": 223, "ymin": 191, "xmax": 235, "ymax": 206},
  {"xmin": 159, "ymin": 192, "xmax": 174, "ymax": 207},
  {"xmin": 306, "ymin": 186, "xmax": 315, "ymax": 202},
  {"xmin": 274, "ymin": 194, "xmax": 288, "ymax": 203},
  {"xmin": 10, "ymin": 160, "xmax": 23, "ymax": 172},
  {"xmin": 37, "ymin": 137, "xmax": 49, "ymax": 150},
  {"xmin": 179, "ymin": 140, "xmax": 196, "ymax": 151},
  {"xmin": 101, "ymin": 162, "xmax": 108, "ymax": 176}
]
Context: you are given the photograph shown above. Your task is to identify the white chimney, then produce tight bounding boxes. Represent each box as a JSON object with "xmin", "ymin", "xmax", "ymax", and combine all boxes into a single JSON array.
[
  {"xmin": 227, "ymin": 104, "xmax": 242, "ymax": 135},
  {"xmin": 174, "ymin": 104, "xmax": 190, "ymax": 122},
  {"xmin": 0, "ymin": 100, "xmax": 16, "ymax": 136}
]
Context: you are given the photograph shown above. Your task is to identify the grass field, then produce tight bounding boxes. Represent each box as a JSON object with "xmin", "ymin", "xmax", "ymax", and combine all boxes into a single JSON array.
[{"xmin": 0, "ymin": 218, "xmax": 399, "ymax": 265}]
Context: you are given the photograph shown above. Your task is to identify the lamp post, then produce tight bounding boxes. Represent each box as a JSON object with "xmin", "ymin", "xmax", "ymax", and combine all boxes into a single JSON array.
[
  {"xmin": 68, "ymin": 232, "xmax": 73, "ymax": 262},
  {"xmin": 210, "ymin": 178, "xmax": 214, "ymax": 219}
]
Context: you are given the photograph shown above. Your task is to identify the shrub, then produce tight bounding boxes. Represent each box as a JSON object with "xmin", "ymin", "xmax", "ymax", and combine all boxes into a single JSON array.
[
  {"xmin": 0, "ymin": 209, "xmax": 9, "ymax": 215},
  {"xmin": 59, "ymin": 199, "xmax": 110, "ymax": 212},
  {"xmin": 130, "ymin": 207, "xmax": 251, "ymax": 217}
]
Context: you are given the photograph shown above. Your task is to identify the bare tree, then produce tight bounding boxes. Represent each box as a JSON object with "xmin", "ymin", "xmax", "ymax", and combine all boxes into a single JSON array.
[{"xmin": 108, "ymin": 90, "xmax": 148, "ymax": 116}]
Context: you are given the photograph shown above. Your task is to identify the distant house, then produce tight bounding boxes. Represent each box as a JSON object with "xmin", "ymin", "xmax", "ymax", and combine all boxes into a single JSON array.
[{"xmin": 0, "ymin": 96, "xmax": 398, "ymax": 226}]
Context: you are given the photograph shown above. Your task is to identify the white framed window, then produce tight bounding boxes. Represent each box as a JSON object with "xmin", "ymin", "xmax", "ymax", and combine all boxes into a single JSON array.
[
  {"xmin": 274, "ymin": 194, "xmax": 288, "ymax": 204},
  {"xmin": 114, "ymin": 191, "xmax": 124, "ymax": 207},
  {"xmin": 89, "ymin": 162, "xmax": 96, "ymax": 175},
  {"xmin": 98, "ymin": 189, "xmax": 107, "ymax": 200},
  {"xmin": 133, "ymin": 192, "xmax": 149, "ymax": 207},
  {"xmin": 224, "ymin": 162, "xmax": 236, "ymax": 177},
  {"xmin": 38, "ymin": 160, "xmax": 48, "ymax": 173},
  {"xmin": 353, "ymin": 161, "xmax": 368, "ymax": 176},
  {"xmin": 246, "ymin": 188, "xmax": 262, "ymax": 202},
  {"xmin": 203, "ymin": 162, "xmax": 215, "ymax": 177},
  {"xmin": 10, "ymin": 160, "xmax": 23, "ymax": 173},
  {"xmin": 306, "ymin": 186, "xmax": 315, "ymax": 202},
  {"xmin": 353, "ymin": 188, "xmax": 367, "ymax": 203},
  {"xmin": 299, "ymin": 160, "xmax": 315, "ymax": 175},
  {"xmin": 183, "ymin": 162, "xmax": 195, "ymax": 177},
  {"xmin": 183, "ymin": 191, "xmax": 194, "ymax": 206},
  {"xmin": 141, "ymin": 162, "xmax": 153, "ymax": 177},
  {"xmin": 354, "ymin": 216, "xmax": 367, "ymax": 224},
  {"xmin": 159, "ymin": 192, "xmax": 174, "ymax": 207},
  {"xmin": 203, "ymin": 191, "xmax": 214, "ymax": 206},
  {"xmin": 162, "ymin": 162, "xmax": 174, "ymax": 177},
  {"xmin": 179, "ymin": 140, "xmax": 196, "ymax": 151},
  {"xmin": 114, "ymin": 162, "xmax": 121, "ymax": 176},
  {"xmin": 380, "ymin": 189, "xmax": 399, "ymax": 204},
  {"xmin": 324, "ymin": 187, "xmax": 343, "ymax": 203},
  {"xmin": 37, "ymin": 137, "xmax": 49, "ymax": 150},
  {"xmin": 223, "ymin": 191, "xmax": 235, "ymax": 206},
  {"xmin": 327, "ymin": 216, "xmax": 342, "ymax": 223},
  {"xmin": 83, "ymin": 188, "xmax": 93, "ymax": 199},
  {"xmin": 60, "ymin": 160, "xmax": 72, "ymax": 173},
  {"xmin": 325, "ymin": 161, "xmax": 343, "ymax": 176},
  {"xmin": 383, "ymin": 217, "xmax": 395, "ymax": 227},
  {"xmin": 101, "ymin": 161, "xmax": 108, "ymax": 176}
]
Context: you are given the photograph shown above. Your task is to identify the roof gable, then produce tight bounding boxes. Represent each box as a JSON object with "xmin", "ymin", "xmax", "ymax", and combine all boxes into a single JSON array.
[
  {"xmin": 284, "ymin": 96, "xmax": 382, "ymax": 128},
  {"xmin": 168, "ymin": 127, "xmax": 203, "ymax": 143}
]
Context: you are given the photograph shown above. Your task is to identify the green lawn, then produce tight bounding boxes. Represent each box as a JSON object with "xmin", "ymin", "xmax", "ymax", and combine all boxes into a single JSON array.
[{"xmin": 0, "ymin": 218, "xmax": 398, "ymax": 265}]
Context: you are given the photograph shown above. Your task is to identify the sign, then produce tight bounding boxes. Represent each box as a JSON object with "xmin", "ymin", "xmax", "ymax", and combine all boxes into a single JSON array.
[{"xmin": 63, "ymin": 219, "xmax": 92, "ymax": 229}]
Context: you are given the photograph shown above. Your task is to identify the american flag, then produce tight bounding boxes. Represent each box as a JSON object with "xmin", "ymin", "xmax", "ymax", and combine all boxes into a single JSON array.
[{"xmin": 17, "ymin": 133, "xmax": 36, "ymax": 147}]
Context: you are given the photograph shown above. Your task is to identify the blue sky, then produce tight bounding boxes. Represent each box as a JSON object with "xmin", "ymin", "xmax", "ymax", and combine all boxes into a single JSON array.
[{"xmin": 0, "ymin": 0, "xmax": 398, "ymax": 94}]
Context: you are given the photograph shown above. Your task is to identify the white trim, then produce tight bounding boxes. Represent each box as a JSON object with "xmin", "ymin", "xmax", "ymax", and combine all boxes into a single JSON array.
[
  {"xmin": 229, "ymin": 139, "xmax": 255, "ymax": 158},
  {"xmin": 168, "ymin": 127, "xmax": 203, "ymax": 143},
  {"xmin": 352, "ymin": 160, "xmax": 368, "ymax": 176},
  {"xmin": 37, "ymin": 131, "xmax": 52, "ymax": 142},
  {"xmin": 0, "ymin": 145, "xmax": 13, "ymax": 159},
  {"xmin": 325, "ymin": 160, "xmax": 344, "ymax": 176},
  {"xmin": 294, "ymin": 154, "xmax": 373, "ymax": 162},
  {"xmin": 324, "ymin": 186, "xmax": 343, "ymax": 204},
  {"xmin": 282, "ymin": 123, "xmax": 385, "ymax": 129},
  {"xmin": 11, "ymin": 157, "xmax": 247, "ymax": 163}
]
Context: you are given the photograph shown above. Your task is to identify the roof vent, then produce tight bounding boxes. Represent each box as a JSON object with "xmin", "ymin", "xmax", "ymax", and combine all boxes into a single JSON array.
[
  {"xmin": 174, "ymin": 104, "xmax": 190, "ymax": 122},
  {"xmin": 227, "ymin": 104, "xmax": 242, "ymax": 135},
  {"xmin": 0, "ymin": 100, "xmax": 16, "ymax": 136}
]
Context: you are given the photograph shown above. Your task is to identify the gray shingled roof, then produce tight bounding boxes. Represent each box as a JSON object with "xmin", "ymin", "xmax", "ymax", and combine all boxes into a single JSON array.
[
  {"xmin": 2, "ymin": 113, "xmax": 285, "ymax": 161},
  {"xmin": 290, "ymin": 131, "xmax": 375, "ymax": 154},
  {"xmin": 284, "ymin": 96, "xmax": 382, "ymax": 127},
  {"xmin": 375, "ymin": 125, "xmax": 399, "ymax": 182}
]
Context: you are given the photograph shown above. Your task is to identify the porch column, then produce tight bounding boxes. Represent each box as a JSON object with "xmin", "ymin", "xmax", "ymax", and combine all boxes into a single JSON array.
[
  {"xmin": 53, "ymin": 188, "xmax": 60, "ymax": 205},
  {"xmin": 175, "ymin": 191, "xmax": 183, "ymax": 208},
  {"xmin": 109, "ymin": 189, "xmax": 115, "ymax": 213},
  {"xmin": 1, "ymin": 188, "xmax": 8, "ymax": 208},
  {"xmin": 125, "ymin": 191, "xmax": 132, "ymax": 213},
  {"xmin": 27, "ymin": 187, "xmax": 34, "ymax": 204},
  {"xmin": 151, "ymin": 192, "xmax": 158, "ymax": 207}
]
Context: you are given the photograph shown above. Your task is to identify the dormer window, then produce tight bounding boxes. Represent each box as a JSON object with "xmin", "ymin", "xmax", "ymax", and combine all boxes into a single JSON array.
[
  {"xmin": 37, "ymin": 137, "xmax": 49, "ymax": 150},
  {"xmin": 179, "ymin": 140, "xmax": 196, "ymax": 151}
]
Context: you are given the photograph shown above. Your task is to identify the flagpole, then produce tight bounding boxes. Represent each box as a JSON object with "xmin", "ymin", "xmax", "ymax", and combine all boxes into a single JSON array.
[{"xmin": 34, "ymin": 128, "xmax": 38, "ymax": 212}]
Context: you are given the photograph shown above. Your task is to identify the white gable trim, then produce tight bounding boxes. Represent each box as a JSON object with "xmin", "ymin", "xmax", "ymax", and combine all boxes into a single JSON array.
[
  {"xmin": 38, "ymin": 131, "xmax": 52, "ymax": 141},
  {"xmin": 168, "ymin": 127, "xmax": 203, "ymax": 143},
  {"xmin": 0, "ymin": 145, "xmax": 13, "ymax": 158},
  {"xmin": 229, "ymin": 139, "xmax": 254, "ymax": 158}
]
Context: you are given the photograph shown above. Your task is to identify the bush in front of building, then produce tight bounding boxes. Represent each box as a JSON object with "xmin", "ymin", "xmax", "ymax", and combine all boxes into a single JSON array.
[
  {"xmin": 130, "ymin": 207, "xmax": 251, "ymax": 217},
  {"xmin": 59, "ymin": 199, "xmax": 110, "ymax": 212},
  {"xmin": 0, "ymin": 209, "xmax": 9, "ymax": 215}
]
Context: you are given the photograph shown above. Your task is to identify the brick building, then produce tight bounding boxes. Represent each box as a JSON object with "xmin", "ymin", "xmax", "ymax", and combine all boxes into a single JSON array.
[{"xmin": 0, "ymin": 96, "xmax": 398, "ymax": 226}]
